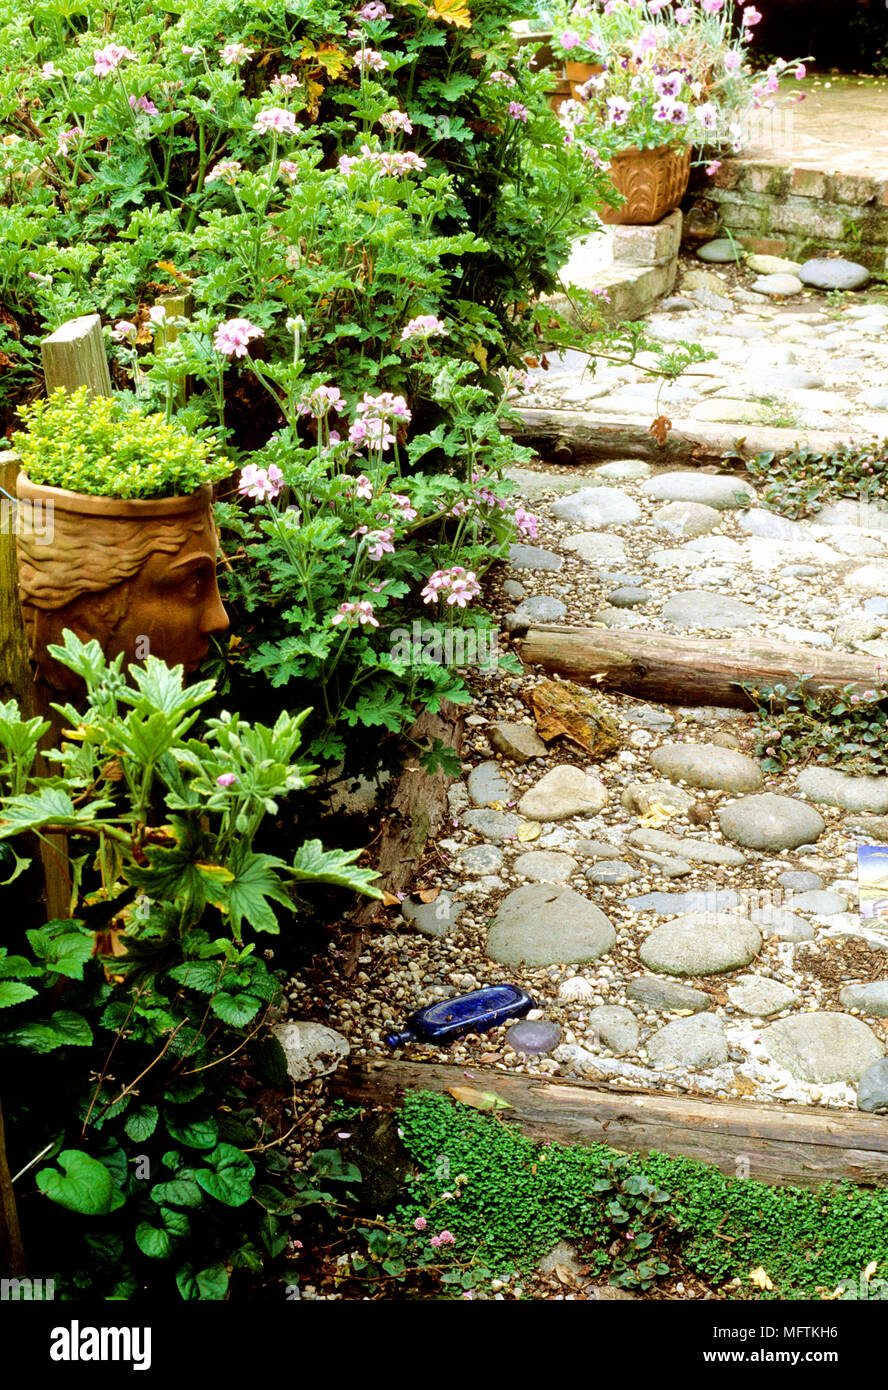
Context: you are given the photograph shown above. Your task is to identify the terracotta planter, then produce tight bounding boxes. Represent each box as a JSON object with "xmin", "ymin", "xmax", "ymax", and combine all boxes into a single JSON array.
[
  {"xmin": 15, "ymin": 474, "xmax": 229, "ymax": 690},
  {"xmin": 598, "ymin": 144, "xmax": 692, "ymax": 226},
  {"xmin": 563, "ymin": 59, "xmax": 603, "ymax": 102}
]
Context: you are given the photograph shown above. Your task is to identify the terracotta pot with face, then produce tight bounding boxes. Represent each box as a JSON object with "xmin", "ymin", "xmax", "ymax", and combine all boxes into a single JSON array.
[{"xmin": 15, "ymin": 474, "xmax": 229, "ymax": 691}]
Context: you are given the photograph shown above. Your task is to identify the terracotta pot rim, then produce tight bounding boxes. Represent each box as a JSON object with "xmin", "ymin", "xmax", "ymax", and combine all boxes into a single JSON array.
[
  {"xmin": 609, "ymin": 143, "xmax": 691, "ymax": 160},
  {"xmin": 16, "ymin": 472, "xmax": 213, "ymax": 518}
]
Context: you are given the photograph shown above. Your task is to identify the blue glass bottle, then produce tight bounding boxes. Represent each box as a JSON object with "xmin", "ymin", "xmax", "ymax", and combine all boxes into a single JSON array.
[{"xmin": 385, "ymin": 984, "xmax": 535, "ymax": 1048}]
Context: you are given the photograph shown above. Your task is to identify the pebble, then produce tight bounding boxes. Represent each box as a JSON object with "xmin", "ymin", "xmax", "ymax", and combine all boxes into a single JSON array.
[
  {"xmin": 459, "ymin": 844, "xmax": 504, "ymax": 875},
  {"xmin": 697, "ymin": 238, "xmax": 744, "ymax": 263},
  {"xmin": 463, "ymin": 809, "xmax": 522, "ymax": 842},
  {"xmin": 646, "ymin": 1013, "xmax": 729, "ymax": 1068},
  {"xmin": 728, "ymin": 975, "xmax": 799, "ymax": 1015},
  {"xmin": 857, "ymin": 1058, "xmax": 888, "ymax": 1113},
  {"xmin": 587, "ymin": 1005, "xmax": 639, "ymax": 1056},
  {"xmin": 763, "ymin": 1013, "xmax": 883, "ymax": 1083},
  {"xmin": 401, "ymin": 893, "xmax": 466, "ymax": 939},
  {"xmin": 621, "ymin": 781, "xmax": 695, "ymax": 816},
  {"xmin": 518, "ymin": 765, "xmax": 608, "ymax": 821},
  {"xmin": 514, "ymin": 595, "xmax": 567, "ymax": 624},
  {"xmin": 749, "ymin": 907, "xmax": 814, "ymax": 942},
  {"xmin": 661, "ymin": 591, "xmax": 763, "ymax": 629},
  {"xmin": 838, "ymin": 982, "xmax": 888, "ymax": 1017},
  {"xmin": 627, "ymin": 889, "xmax": 741, "ymax": 914},
  {"xmin": 608, "ymin": 585, "xmax": 651, "ymax": 607},
  {"xmin": 586, "ymin": 859, "xmax": 640, "ymax": 885},
  {"xmin": 505, "ymin": 1019, "xmax": 562, "ymax": 1055},
  {"xmin": 777, "ymin": 870, "xmax": 823, "ymax": 891},
  {"xmin": 653, "ymin": 501, "xmax": 722, "ymax": 538},
  {"xmin": 551, "ymin": 487, "xmax": 641, "ymax": 529},
  {"xmin": 486, "ymin": 885, "xmax": 615, "ymax": 967},
  {"xmin": 640, "ymin": 472, "xmax": 756, "ymax": 510},
  {"xmin": 798, "ymin": 258, "xmax": 870, "ymax": 291},
  {"xmin": 718, "ymin": 794, "xmax": 826, "ymax": 851},
  {"xmin": 751, "ymin": 273, "xmax": 803, "ymax": 297},
  {"xmin": 746, "ymin": 254, "xmax": 801, "ymax": 276},
  {"xmin": 650, "ymin": 742, "xmax": 762, "ymax": 794},
  {"xmin": 563, "ymin": 532, "xmax": 628, "ymax": 564},
  {"xmin": 508, "ymin": 544, "xmax": 563, "ymax": 571},
  {"xmin": 627, "ymin": 828, "xmax": 746, "ymax": 866},
  {"xmin": 467, "ymin": 761, "xmax": 511, "ymax": 807},
  {"xmin": 271, "ymin": 1022, "xmax": 350, "ymax": 1082},
  {"xmin": 513, "ymin": 850, "xmax": 578, "ymax": 882},
  {"xmin": 789, "ymin": 889, "xmax": 847, "ymax": 915},
  {"xmin": 639, "ymin": 912, "xmax": 762, "ymax": 976},
  {"xmin": 489, "ymin": 722, "xmax": 548, "ymax": 763},
  {"xmin": 627, "ymin": 976, "xmax": 711, "ymax": 1012},
  {"xmin": 796, "ymin": 766, "xmax": 888, "ymax": 814}
]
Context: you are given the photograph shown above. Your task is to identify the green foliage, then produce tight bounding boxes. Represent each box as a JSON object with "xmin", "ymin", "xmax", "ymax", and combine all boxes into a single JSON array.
[
  {"xmin": 394, "ymin": 1091, "xmax": 888, "ymax": 1298},
  {"xmin": 723, "ymin": 438, "xmax": 888, "ymax": 520},
  {"xmin": 743, "ymin": 677, "xmax": 888, "ymax": 776},
  {"xmin": 12, "ymin": 386, "xmax": 228, "ymax": 498}
]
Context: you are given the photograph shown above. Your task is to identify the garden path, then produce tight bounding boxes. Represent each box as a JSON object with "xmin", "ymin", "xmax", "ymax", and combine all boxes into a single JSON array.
[{"xmin": 303, "ymin": 255, "xmax": 888, "ymax": 1119}]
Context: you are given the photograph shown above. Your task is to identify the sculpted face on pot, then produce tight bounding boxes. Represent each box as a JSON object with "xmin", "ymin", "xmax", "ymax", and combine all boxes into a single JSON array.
[{"xmin": 16, "ymin": 479, "xmax": 229, "ymax": 689}]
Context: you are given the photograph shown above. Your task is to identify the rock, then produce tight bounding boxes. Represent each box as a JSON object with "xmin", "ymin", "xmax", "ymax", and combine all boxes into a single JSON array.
[
  {"xmin": 846, "ymin": 565, "xmax": 888, "ymax": 595},
  {"xmin": 646, "ymin": 1013, "xmax": 729, "ymax": 1068},
  {"xmin": 627, "ymin": 889, "xmax": 741, "ymax": 914},
  {"xmin": 835, "ymin": 615, "xmax": 884, "ymax": 644},
  {"xmin": 489, "ymin": 722, "xmax": 548, "ymax": 763},
  {"xmin": 627, "ymin": 828, "xmax": 746, "ymax": 866},
  {"xmin": 271, "ymin": 1022, "xmax": 350, "ymax": 1082},
  {"xmin": 463, "ymin": 810, "xmax": 522, "ymax": 842},
  {"xmin": 508, "ymin": 543, "xmax": 563, "ymax": 572},
  {"xmin": 746, "ymin": 254, "xmax": 801, "ymax": 276},
  {"xmin": 639, "ymin": 913, "xmax": 762, "ymax": 976},
  {"xmin": 641, "ymin": 471, "xmax": 755, "ymax": 511},
  {"xmin": 502, "ymin": 579, "xmax": 526, "ymax": 600},
  {"xmin": 401, "ymin": 893, "xmax": 466, "ymax": 939},
  {"xmin": 621, "ymin": 781, "xmax": 695, "ymax": 817},
  {"xmin": 697, "ymin": 238, "xmax": 744, "ymax": 263},
  {"xmin": 777, "ymin": 870, "xmax": 823, "ymax": 891},
  {"xmin": 857, "ymin": 1058, "xmax": 888, "ymax": 1113},
  {"xmin": 593, "ymin": 459, "xmax": 652, "ymax": 481},
  {"xmin": 540, "ymin": 1240, "xmax": 582, "ymax": 1279},
  {"xmin": 737, "ymin": 509, "xmax": 806, "ymax": 541},
  {"xmin": 593, "ymin": 606, "xmax": 647, "ymax": 629},
  {"xmin": 650, "ymin": 743, "xmax": 762, "ymax": 794},
  {"xmin": 684, "ymin": 535, "xmax": 745, "ymax": 561},
  {"xmin": 514, "ymin": 596, "xmax": 567, "ymax": 625},
  {"xmin": 513, "ymin": 850, "xmax": 577, "ymax": 882},
  {"xmin": 574, "ymin": 838, "xmax": 621, "ymax": 860},
  {"xmin": 751, "ymin": 273, "xmax": 803, "ymax": 297},
  {"xmin": 505, "ymin": 1019, "xmax": 562, "ymax": 1054},
  {"xmin": 865, "ymin": 597, "xmax": 888, "ymax": 615},
  {"xmin": 486, "ymin": 885, "xmax": 615, "ymax": 967},
  {"xmin": 798, "ymin": 258, "xmax": 870, "ymax": 291},
  {"xmin": 627, "ymin": 707, "xmax": 676, "ymax": 732},
  {"xmin": 727, "ymin": 975, "xmax": 799, "ymax": 1015},
  {"xmin": 749, "ymin": 907, "xmax": 814, "ymax": 941},
  {"xmin": 859, "ymin": 387, "xmax": 888, "ymax": 410},
  {"xmin": 796, "ymin": 767, "xmax": 888, "ymax": 815},
  {"xmin": 518, "ymin": 765, "xmax": 608, "ymax": 821},
  {"xmin": 563, "ymin": 532, "xmax": 628, "ymax": 564},
  {"xmin": 653, "ymin": 501, "xmax": 722, "ymax": 538},
  {"xmin": 845, "ymin": 814, "xmax": 888, "ymax": 843},
  {"xmin": 587, "ymin": 1005, "xmax": 639, "ymax": 1056},
  {"xmin": 550, "ymin": 487, "xmax": 641, "ymax": 529},
  {"xmin": 627, "ymin": 977, "xmax": 711, "ymax": 1012},
  {"xmin": 586, "ymin": 859, "xmax": 640, "ymax": 885},
  {"xmin": 763, "ymin": 1013, "xmax": 883, "ymax": 1083},
  {"xmin": 839, "ymin": 982, "xmax": 888, "ymax": 1016},
  {"xmin": 467, "ymin": 761, "xmax": 511, "ymax": 808},
  {"xmin": 661, "ymin": 590, "xmax": 763, "ymax": 629},
  {"xmin": 718, "ymin": 794, "xmax": 826, "ymax": 851},
  {"xmin": 742, "ymin": 368, "xmax": 824, "ymax": 395},
  {"xmin": 459, "ymin": 844, "xmax": 504, "ymax": 875},
  {"xmin": 608, "ymin": 585, "xmax": 650, "ymax": 608},
  {"xmin": 789, "ymin": 889, "xmax": 847, "ymax": 915},
  {"xmin": 817, "ymin": 499, "xmax": 888, "ymax": 531},
  {"xmin": 634, "ymin": 850, "xmax": 693, "ymax": 878}
]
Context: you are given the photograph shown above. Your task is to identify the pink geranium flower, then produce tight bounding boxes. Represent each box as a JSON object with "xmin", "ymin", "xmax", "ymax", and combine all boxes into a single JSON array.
[
  {"xmin": 111, "ymin": 320, "xmax": 137, "ymax": 343},
  {"xmin": 238, "ymin": 463, "xmax": 283, "ymax": 501},
  {"xmin": 379, "ymin": 109, "xmax": 413, "ymax": 133},
  {"xmin": 400, "ymin": 315, "xmax": 447, "ymax": 341},
  {"xmin": 216, "ymin": 773, "xmax": 238, "ymax": 787},
  {"xmin": 742, "ymin": 5, "xmax": 762, "ymax": 24},
  {"xmin": 508, "ymin": 101, "xmax": 529, "ymax": 122},
  {"xmin": 93, "ymin": 44, "xmax": 138, "ymax": 76},
  {"xmin": 128, "ymin": 94, "xmax": 158, "ymax": 116},
  {"xmin": 220, "ymin": 43, "xmax": 254, "ymax": 65},
  {"xmin": 214, "ymin": 318, "xmax": 264, "ymax": 358},
  {"xmin": 205, "ymin": 160, "xmax": 242, "ymax": 184},
  {"xmin": 253, "ymin": 108, "xmax": 299, "ymax": 135}
]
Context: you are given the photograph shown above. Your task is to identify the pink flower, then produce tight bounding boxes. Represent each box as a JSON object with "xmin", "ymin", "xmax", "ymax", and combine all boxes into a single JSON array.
[
  {"xmin": 632, "ymin": 26, "xmax": 657, "ymax": 59},
  {"xmin": 181, "ymin": 46, "xmax": 196, "ymax": 56},
  {"xmin": 358, "ymin": 2, "xmax": 393, "ymax": 18},
  {"xmin": 436, "ymin": 1230, "xmax": 455, "ymax": 1246},
  {"xmin": 379, "ymin": 109, "xmax": 413, "ymax": 133},
  {"xmin": 41, "ymin": 62, "xmax": 58, "ymax": 79},
  {"xmin": 331, "ymin": 600, "xmax": 379, "ymax": 628},
  {"xmin": 508, "ymin": 101, "xmax": 529, "ymax": 123},
  {"xmin": 128, "ymin": 94, "xmax": 158, "ymax": 116},
  {"xmin": 742, "ymin": 5, "xmax": 762, "ymax": 24},
  {"xmin": 705, "ymin": 159, "xmax": 722, "ymax": 176},
  {"xmin": 413, "ymin": 1217, "xmax": 427, "ymax": 1231},
  {"xmin": 648, "ymin": 0, "xmax": 671, "ymax": 12},
  {"xmin": 272, "ymin": 73, "xmax": 301, "ymax": 93},
  {"xmin": 513, "ymin": 505, "xmax": 538, "ymax": 539},
  {"xmin": 310, "ymin": 385, "xmax": 346, "ymax": 416},
  {"xmin": 278, "ymin": 160, "xmax": 300, "ymax": 180},
  {"xmin": 357, "ymin": 391, "xmax": 411, "ymax": 421},
  {"xmin": 674, "ymin": 6, "xmax": 692, "ymax": 22},
  {"xmin": 253, "ymin": 108, "xmax": 299, "ymax": 136},
  {"xmin": 489, "ymin": 70, "xmax": 516, "ymax": 87},
  {"xmin": 366, "ymin": 527, "xmax": 395, "ymax": 561},
  {"xmin": 216, "ymin": 773, "xmax": 238, "ymax": 787},
  {"xmin": 355, "ymin": 474, "xmax": 373, "ymax": 500},
  {"xmin": 724, "ymin": 51, "xmax": 742, "ymax": 72},
  {"xmin": 354, "ymin": 48, "xmax": 388, "ymax": 72},
  {"xmin": 111, "ymin": 320, "xmax": 137, "ymax": 343},
  {"xmin": 205, "ymin": 160, "xmax": 242, "ymax": 184},
  {"xmin": 238, "ymin": 463, "xmax": 284, "ymax": 501},
  {"xmin": 214, "ymin": 317, "xmax": 264, "ymax": 358},
  {"xmin": 220, "ymin": 43, "xmax": 254, "ymax": 65},
  {"xmin": 701, "ymin": 0, "xmax": 724, "ymax": 12},
  {"xmin": 794, "ymin": 64, "xmax": 806, "ymax": 80},
  {"xmin": 56, "ymin": 125, "xmax": 84, "ymax": 156},
  {"xmin": 390, "ymin": 493, "xmax": 417, "ymax": 520},
  {"xmin": 606, "ymin": 96, "xmax": 632, "ymax": 126},
  {"xmin": 93, "ymin": 44, "xmax": 138, "ymax": 77},
  {"xmin": 559, "ymin": 29, "xmax": 581, "ymax": 50},
  {"xmin": 401, "ymin": 315, "xmax": 448, "ymax": 341}
]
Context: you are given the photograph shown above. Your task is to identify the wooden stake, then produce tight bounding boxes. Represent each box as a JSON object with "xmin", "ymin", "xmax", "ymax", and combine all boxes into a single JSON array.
[
  {"xmin": 0, "ymin": 451, "xmax": 35, "ymax": 718},
  {"xmin": 41, "ymin": 313, "xmax": 112, "ymax": 399},
  {"xmin": 0, "ymin": 1094, "xmax": 26, "ymax": 1277}
]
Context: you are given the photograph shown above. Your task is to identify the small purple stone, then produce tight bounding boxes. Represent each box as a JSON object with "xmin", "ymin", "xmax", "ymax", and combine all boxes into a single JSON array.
[{"xmin": 505, "ymin": 1019, "xmax": 562, "ymax": 1055}]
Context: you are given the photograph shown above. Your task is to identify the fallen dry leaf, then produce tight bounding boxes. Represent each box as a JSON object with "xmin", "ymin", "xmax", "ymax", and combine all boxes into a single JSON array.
[
  {"xmin": 382, "ymin": 891, "xmax": 402, "ymax": 907},
  {"xmin": 638, "ymin": 802, "xmax": 676, "ymax": 828},
  {"xmin": 446, "ymin": 1085, "xmax": 513, "ymax": 1112},
  {"xmin": 750, "ymin": 1267, "xmax": 774, "ymax": 1291},
  {"xmin": 524, "ymin": 678, "xmax": 620, "ymax": 758},
  {"xmin": 516, "ymin": 821, "xmax": 541, "ymax": 842},
  {"xmin": 417, "ymin": 887, "xmax": 440, "ymax": 903},
  {"xmin": 649, "ymin": 414, "xmax": 672, "ymax": 446}
]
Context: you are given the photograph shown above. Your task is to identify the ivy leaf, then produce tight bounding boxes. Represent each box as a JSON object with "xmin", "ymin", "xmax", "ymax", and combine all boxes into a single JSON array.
[
  {"xmin": 175, "ymin": 1261, "xmax": 229, "ymax": 1301},
  {"xmin": 124, "ymin": 1104, "xmax": 159, "ymax": 1143},
  {"xmin": 194, "ymin": 1144, "xmax": 255, "ymax": 1207},
  {"xmin": 164, "ymin": 1114, "xmax": 219, "ymax": 1151},
  {"xmin": 135, "ymin": 1222, "xmax": 173, "ymax": 1260},
  {"xmin": 37, "ymin": 1150, "xmax": 114, "ymax": 1215},
  {"xmin": 150, "ymin": 1178, "xmax": 204, "ymax": 1209}
]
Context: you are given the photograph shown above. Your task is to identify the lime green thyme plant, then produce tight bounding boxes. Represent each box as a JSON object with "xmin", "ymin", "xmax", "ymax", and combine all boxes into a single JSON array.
[{"xmin": 12, "ymin": 386, "xmax": 230, "ymax": 498}]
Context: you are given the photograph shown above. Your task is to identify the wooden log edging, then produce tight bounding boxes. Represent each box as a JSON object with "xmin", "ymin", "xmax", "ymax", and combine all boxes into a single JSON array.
[
  {"xmin": 519, "ymin": 625, "xmax": 882, "ymax": 708},
  {"xmin": 334, "ymin": 1060, "xmax": 888, "ymax": 1189},
  {"xmin": 504, "ymin": 407, "xmax": 857, "ymax": 467}
]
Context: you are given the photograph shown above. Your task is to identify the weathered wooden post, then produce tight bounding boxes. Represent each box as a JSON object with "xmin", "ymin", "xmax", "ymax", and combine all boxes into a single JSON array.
[
  {"xmin": 0, "ymin": 1095, "xmax": 25, "ymax": 1278},
  {"xmin": 40, "ymin": 313, "xmax": 113, "ymax": 399}
]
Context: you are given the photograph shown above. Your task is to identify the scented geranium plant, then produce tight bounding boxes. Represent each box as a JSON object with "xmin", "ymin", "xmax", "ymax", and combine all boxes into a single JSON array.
[{"xmin": 550, "ymin": 0, "xmax": 809, "ymax": 162}]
